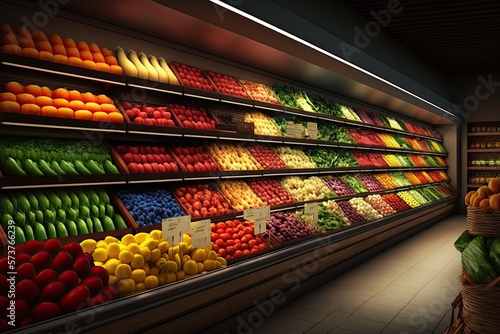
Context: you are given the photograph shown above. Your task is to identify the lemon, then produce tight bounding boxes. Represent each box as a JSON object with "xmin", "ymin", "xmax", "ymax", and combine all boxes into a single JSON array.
[
  {"xmin": 158, "ymin": 241, "xmax": 169, "ymax": 253},
  {"xmin": 103, "ymin": 258, "xmax": 121, "ymax": 275},
  {"xmin": 166, "ymin": 272, "xmax": 177, "ymax": 284},
  {"xmin": 118, "ymin": 250, "xmax": 134, "ymax": 264},
  {"xmin": 197, "ymin": 262, "xmax": 204, "ymax": 273},
  {"xmin": 142, "ymin": 263, "xmax": 150, "ymax": 275},
  {"xmin": 119, "ymin": 244, "xmax": 128, "ymax": 251},
  {"xmin": 165, "ymin": 260, "xmax": 178, "ymax": 273},
  {"xmin": 96, "ymin": 240, "xmax": 108, "ymax": 249},
  {"xmin": 127, "ymin": 243, "xmax": 140, "ymax": 254},
  {"xmin": 182, "ymin": 255, "xmax": 191, "ymax": 266},
  {"xmin": 140, "ymin": 238, "xmax": 159, "ymax": 251},
  {"xmin": 203, "ymin": 259, "xmax": 216, "ymax": 271},
  {"xmin": 105, "ymin": 236, "xmax": 119, "ymax": 244},
  {"xmin": 135, "ymin": 282, "xmax": 146, "ymax": 292},
  {"xmin": 115, "ymin": 263, "xmax": 132, "ymax": 279},
  {"xmin": 149, "ymin": 249, "xmax": 161, "ymax": 263},
  {"xmin": 149, "ymin": 267, "xmax": 159, "ymax": 276},
  {"xmin": 116, "ymin": 278, "xmax": 135, "ymax": 296},
  {"xmin": 139, "ymin": 247, "xmax": 151, "ymax": 262},
  {"xmin": 108, "ymin": 274, "xmax": 119, "ymax": 286},
  {"xmin": 121, "ymin": 234, "xmax": 136, "ymax": 245},
  {"xmin": 135, "ymin": 232, "xmax": 149, "ymax": 244},
  {"xmin": 131, "ymin": 254, "xmax": 145, "ymax": 269},
  {"xmin": 154, "ymin": 258, "xmax": 167, "ymax": 270},
  {"xmin": 192, "ymin": 249, "xmax": 207, "ymax": 262},
  {"xmin": 107, "ymin": 243, "xmax": 121, "ymax": 259},
  {"xmin": 217, "ymin": 257, "xmax": 227, "ymax": 266},
  {"xmin": 182, "ymin": 233, "xmax": 191, "ymax": 245},
  {"xmin": 149, "ymin": 230, "xmax": 162, "ymax": 241},
  {"xmin": 80, "ymin": 239, "xmax": 97, "ymax": 254},
  {"xmin": 130, "ymin": 269, "xmax": 146, "ymax": 283},
  {"xmin": 178, "ymin": 242, "xmax": 189, "ymax": 254},
  {"xmin": 92, "ymin": 248, "xmax": 107, "ymax": 262},
  {"xmin": 183, "ymin": 260, "xmax": 198, "ymax": 275},
  {"xmin": 144, "ymin": 275, "xmax": 159, "ymax": 289},
  {"xmin": 207, "ymin": 250, "xmax": 217, "ymax": 261},
  {"xmin": 175, "ymin": 270, "xmax": 185, "ymax": 281}
]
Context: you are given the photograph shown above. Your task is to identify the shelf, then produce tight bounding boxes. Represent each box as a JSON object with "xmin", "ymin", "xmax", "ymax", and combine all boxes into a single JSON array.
[
  {"xmin": 467, "ymin": 132, "xmax": 500, "ymax": 136},
  {"xmin": 467, "ymin": 149, "xmax": 500, "ymax": 153},
  {"xmin": 0, "ymin": 173, "xmax": 127, "ymax": 190},
  {"xmin": 467, "ymin": 166, "xmax": 500, "ymax": 171}
]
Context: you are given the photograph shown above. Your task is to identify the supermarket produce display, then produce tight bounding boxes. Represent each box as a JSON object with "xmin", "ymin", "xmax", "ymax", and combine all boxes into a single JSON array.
[{"xmin": 0, "ymin": 19, "xmax": 459, "ymax": 333}]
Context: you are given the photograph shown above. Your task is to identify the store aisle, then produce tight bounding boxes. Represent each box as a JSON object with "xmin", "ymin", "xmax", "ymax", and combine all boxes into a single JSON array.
[{"xmin": 205, "ymin": 214, "xmax": 465, "ymax": 334}]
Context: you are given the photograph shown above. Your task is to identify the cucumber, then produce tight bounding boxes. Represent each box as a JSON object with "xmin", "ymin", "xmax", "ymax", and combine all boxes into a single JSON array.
[
  {"xmin": 99, "ymin": 204, "xmax": 106, "ymax": 220},
  {"xmin": 50, "ymin": 160, "xmax": 67, "ymax": 175},
  {"xmin": 23, "ymin": 224, "xmax": 35, "ymax": 241},
  {"xmin": 93, "ymin": 217, "xmax": 104, "ymax": 233},
  {"xmin": 80, "ymin": 206, "xmax": 90, "ymax": 219},
  {"xmin": 38, "ymin": 159, "xmax": 58, "ymax": 176},
  {"xmin": 26, "ymin": 211, "xmax": 36, "ymax": 225},
  {"xmin": 3, "ymin": 157, "xmax": 27, "ymax": 176},
  {"xmin": 102, "ymin": 216, "xmax": 115, "ymax": 231},
  {"xmin": 77, "ymin": 219, "xmax": 89, "ymax": 235},
  {"xmin": 56, "ymin": 222, "xmax": 68, "ymax": 237},
  {"xmin": 85, "ymin": 160, "xmax": 106, "ymax": 174},
  {"xmin": 74, "ymin": 160, "xmax": 92, "ymax": 175},
  {"xmin": 114, "ymin": 214, "xmax": 127, "ymax": 229},
  {"xmin": 24, "ymin": 158, "xmax": 44, "ymax": 176},
  {"xmin": 105, "ymin": 204, "xmax": 115, "ymax": 217},
  {"xmin": 103, "ymin": 160, "xmax": 120, "ymax": 174},
  {"xmin": 90, "ymin": 205, "xmax": 99, "ymax": 218},
  {"xmin": 46, "ymin": 222, "xmax": 57, "ymax": 239},
  {"xmin": 67, "ymin": 220, "xmax": 78, "ymax": 236},
  {"xmin": 60, "ymin": 160, "xmax": 78, "ymax": 175},
  {"xmin": 34, "ymin": 223, "xmax": 48, "ymax": 240},
  {"xmin": 15, "ymin": 226, "xmax": 25, "ymax": 243},
  {"xmin": 34, "ymin": 210, "xmax": 44, "ymax": 224},
  {"xmin": 85, "ymin": 217, "xmax": 94, "ymax": 234}
]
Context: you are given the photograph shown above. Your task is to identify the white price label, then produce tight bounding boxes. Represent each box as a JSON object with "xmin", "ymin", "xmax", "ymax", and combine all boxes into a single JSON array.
[
  {"xmin": 244, "ymin": 206, "xmax": 270, "ymax": 235},
  {"xmin": 190, "ymin": 219, "xmax": 211, "ymax": 248},
  {"xmin": 307, "ymin": 122, "xmax": 318, "ymax": 139},
  {"xmin": 304, "ymin": 203, "xmax": 319, "ymax": 227},
  {"xmin": 286, "ymin": 122, "xmax": 303, "ymax": 139},
  {"xmin": 162, "ymin": 215, "xmax": 191, "ymax": 246}
]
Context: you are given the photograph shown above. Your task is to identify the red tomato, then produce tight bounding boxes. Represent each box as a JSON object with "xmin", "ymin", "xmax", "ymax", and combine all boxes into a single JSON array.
[
  {"xmin": 226, "ymin": 246, "xmax": 235, "ymax": 255},
  {"xmin": 240, "ymin": 243, "xmax": 249, "ymax": 250},
  {"xmin": 226, "ymin": 239, "xmax": 235, "ymax": 246},
  {"xmin": 225, "ymin": 228, "xmax": 234, "ymax": 235},
  {"xmin": 212, "ymin": 244, "xmax": 220, "ymax": 253},
  {"xmin": 216, "ymin": 222, "xmax": 227, "ymax": 230},
  {"xmin": 215, "ymin": 239, "xmax": 226, "ymax": 248},
  {"xmin": 243, "ymin": 227, "xmax": 254, "ymax": 235},
  {"xmin": 248, "ymin": 239, "xmax": 257, "ymax": 248},
  {"xmin": 210, "ymin": 223, "xmax": 217, "ymax": 232},
  {"xmin": 220, "ymin": 233, "xmax": 231, "ymax": 241},
  {"xmin": 217, "ymin": 249, "xmax": 227, "ymax": 258},
  {"xmin": 211, "ymin": 233, "xmax": 220, "ymax": 243},
  {"xmin": 234, "ymin": 250, "xmax": 243, "ymax": 258}
]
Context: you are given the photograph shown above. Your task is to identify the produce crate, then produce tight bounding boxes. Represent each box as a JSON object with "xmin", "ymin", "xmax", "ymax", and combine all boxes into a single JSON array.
[
  {"xmin": 116, "ymin": 99, "xmax": 183, "ymax": 136},
  {"xmin": 238, "ymin": 78, "xmax": 281, "ymax": 105},
  {"xmin": 169, "ymin": 61, "xmax": 218, "ymax": 98},
  {"xmin": 208, "ymin": 105, "xmax": 247, "ymax": 132},
  {"xmin": 466, "ymin": 206, "xmax": 500, "ymax": 237},
  {"xmin": 0, "ymin": 146, "xmax": 127, "ymax": 189},
  {"xmin": 459, "ymin": 269, "xmax": 500, "ymax": 334},
  {"xmin": 169, "ymin": 146, "xmax": 220, "ymax": 179},
  {"xmin": 167, "ymin": 103, "xmax": 220, "ymax": 135},
  {"xmin": 205, "ymin": 70, "xmax": 251, "ymax": 101}
]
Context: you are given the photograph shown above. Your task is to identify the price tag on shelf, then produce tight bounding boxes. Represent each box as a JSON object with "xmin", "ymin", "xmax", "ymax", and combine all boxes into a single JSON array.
[
  {"xmin": 286, "ymin": 122, "xmax": 303, "ymax": 139},
  {"xmin": 162, "ymin": 215, "xmax": 191, "ymax": 246},
  {"xmin": 190, "ymin": 219, "xmax": 211, "ymax": 248},
  {"xmin": 307, "ymin": 122, "xmax": 318, "ymax": 139},
  {"xmin": 244, "ymin": 206, "xmax": 270, "ymax": 235},
  {"xmin": 304, "ymin": 202, "xmax": 319, "ymax": 227}
]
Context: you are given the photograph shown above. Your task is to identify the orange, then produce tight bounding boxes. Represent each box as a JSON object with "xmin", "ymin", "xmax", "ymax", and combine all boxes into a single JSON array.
[
  {"xmin": 477, "ymin": 186, "xmax": 492, "ymax": 199},
  {"xmin": 88, "ymin": 43, "xmax": 101, "ymax": 54},
  {"xmin": 76, "ymin": 40, "xmax": 89, "ymax": 51},
  {"xmin": 36, "ymin": 40, "xmax": 52, "ymax": 52},
  {"xmin": 57, "ymin": 107, "xmax": 74, "ymax": 118},
  {"xmin": 17, "ymin": 26, "xmax": 32, "ymax": 38},
  {"xmin": 33, "ymin": 31, "xmax": 48, "ymax": 42},
  {"xmin": 1, "ymin": 44, "xmax": 22, "ymax": 55},
  {"xmin": 41, "ymin": 105, "xmax": 58, "ymax": 117},
  {"xmin": 82, "ymin": 60, "xmax": 97, "ymax": 70},
  {"xmin": 66, "ymin": 47, "xmax": 80, "ymax": 58},
  {"xmin": 53, "ymin": 88, "xmax": 70, "ymax": 99},
  {"xmin": 41, "ymin": 86, "xmax": 53, "ymax": 97},
  {"xmin": 92, "ymin": 111, "xmax": 109, "ymax": 122},
  {"xmin": 92, "ymin": 53, "xmax": 105, "ymax": 63},
  {"xmin": 21, "ymin": 103, "xmax": 41, "ymax": 115},
  {"xmin": 5, "ymin": 81, "xmax": 25, "ymax": 95},
  {"xmin": 105, "ymin": 55, "xmax": 118, "ymax": 66},
  {"xmin": 25, "ymin": 84, "xmax": 42, "ymax": 97},
  {"xmin": 68, "ymin": 90, "xmax": 82, "ymax": 101},
  {"xmin": 53, "ymin": 98, "xmax": 69, "ymax": 108},
  {"xmin": 74, "ymin": 109, "xmax": 93, "ymax": 120},
  {"xmin": 465, "ymin": 190, "xmax": 476, "ymax": 206},
  {"xmin": 81, "ymin": 92, "xmax": 97, "ymax": 103},
  {"xmin": 49, "ymin": 34, "xmax": 63, "ymax": 45},
  {"xmin": 96, "ymin": 94, "xmax": 113, "ymax": 104},
  {"xmin": 101, "ymin": 47, "xmax": 113, "ymax": 57},
  {"xmin": 490, "ymin": 194, "xmax": 500, "ymax": 211},
  {"xmin": 79, "ymin": 50, "xmax": 93, "ymax": 61},
  {"xmin": 35, "ymin": 96, "xmax": 53, "ymax": 107},
  {"xmin": 85, "ymin": 102, "xmax": 101, "ymax": 112},
  {"xmin": 0, "ymin": 23, "xmax": 14, "ymax": 34},
  {"xmin": 0, "ymin": 92, "xmax": 16, "ymax": 102},
  {"xmin": 100, "ymin": 103, "xmax": 117, "ymax": 113},
  {"xmin": 472, "ymin": 195, "xmax": 485, "ymax": 208},
  {"xmin": 488, "ymin": 178, "xmax": 500, "ymax": 194},
  {"xmin": 2, "ymin": 33, "xmax": 18, "ymax": 45},
  {"xmin": 22, "ymin": 47, "xmax": 39, "ymax": 58},
  {"xmin": 69, "ymin": 100, "xmax": 85, "ymax": 111},
  {"xmin": 68, "ymin": 56, "xmax": 83, "ymax": 67},
  {"xmin": 0, "ymin": 101, "xmax": 20, "ymax": 113},
  {"xmin": 53, "ymin": 54, "xmax": 69, "ymax": 64},
  {"xmin": 16, "ymin": 93, "xmax": 35, "ymax": 104},
  {"xmin": 38, "ymin": 50, "xmax": 53, "ymax": 62},
  {"xmin": 95, "ymin": 62, "xmax": 110, "ymax": 72},
  {"xmin": 108, "ymin": 112, "xmax": 124, "ymax": 123},
  {"xmin": 52, "ymin": 44, "xmax": 67, "ymax": 56},
  {"xmin": 19, "ymin": 37, "xmax": 35, "ymax": 48},
  {"xmin": 110, "ymin": 65, "xmax": 123, "ymax": 75},
  {"xmin": 479, "ymin": 198, "xmax": 490, "ymax": 208},
  {"xmin": 63, "ymin": 37, "xmax": 76, "ymax": 48}
]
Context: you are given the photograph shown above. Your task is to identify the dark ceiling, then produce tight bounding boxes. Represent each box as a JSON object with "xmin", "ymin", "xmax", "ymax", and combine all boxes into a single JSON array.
[{"xmin": 347, "ymin": 0, "xmax": 500, "ymax": 76}]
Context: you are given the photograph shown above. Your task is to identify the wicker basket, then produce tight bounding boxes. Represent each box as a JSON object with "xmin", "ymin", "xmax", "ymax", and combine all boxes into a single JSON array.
[
  {"xmin": 466, "ymin": 206, "xmax": 500, "ymax": 237},
  {"xmin": 459, "ymin": 269, "xmax": 500, "ymax": 334}
]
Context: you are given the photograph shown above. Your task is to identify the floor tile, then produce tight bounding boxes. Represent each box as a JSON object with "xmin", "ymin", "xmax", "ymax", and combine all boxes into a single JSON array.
[
  {"xmin": 276, "ymin": 305, "xmax": 330, "ymax": 322},
  {"xmin": 305, "ymin": 311, "xmax": 351, "ymax": 334},
  {"xmin": 328, "ymin": 328, "xmax": 362, "ymax": 334},
  {"xmin": 264, "ymin": 313, "xmax": 316, "ymax": 332},
  {"xmin": 379, "ymin": 323, "xmax": 433, "ymax": 334},
  {"xmin": 337, "ymin": 316, "xmax": 387, "ymax": 333},
  {"xmin": 254, "ymin": 324, "xmax": 303, "ymax": 334}
]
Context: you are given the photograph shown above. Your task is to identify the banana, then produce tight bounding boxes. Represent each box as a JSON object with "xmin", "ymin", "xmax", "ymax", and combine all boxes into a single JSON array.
[
  {"xmin": 158, "ymin": 56, "xmax": 180, "ymax": 85},
  {"xmin": 127, "ymin": 49, "xmax": 148, "ymax": 79},
  {"xmin": 148, "ymin": 54, "xmax": 169, "ymax": 83},
  {"xmin": 138, "ymin": 51, "xmax": 159, "ymax": 81},
  {"xmin": 115, "ymin": 46, "xmax": 137, "ymax": 77}
]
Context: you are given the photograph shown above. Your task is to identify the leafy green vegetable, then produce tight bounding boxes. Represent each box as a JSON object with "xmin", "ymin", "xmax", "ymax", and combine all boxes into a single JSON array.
[
  {"xmin": 306, "ymin": 148, "xmax": 358, "ymax": 168},
  {"xmin": 269, "ymin": 86, "xmax": 315, "ymax": 111},
  {"xmin": 317, "ymin": 122, "xmax": 353, "ymax": 143}
]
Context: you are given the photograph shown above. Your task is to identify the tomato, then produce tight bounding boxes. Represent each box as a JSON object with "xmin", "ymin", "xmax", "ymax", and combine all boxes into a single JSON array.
[
  {"xmin": 217, "ymin": 249, "xmax": 227, "ymax": 258},
  {"xmin": 216, "ymin": 222, "xmax": 227, "ymax": 230},
  {"xmin": 248, "ymin": 239, "xmax": 257, "ymax": 248},
  {"xmin": 226, "ymin": 246, "xmax": 235, "ymax": 255},
  {"xmin": 220, "ymin": 233, "xmax": 231, "ymax": 241},
  {"xmin": 240, "ymin": 243, "xmax": 249, "ymax": 250},
  {"xmin": 238, "ymin": 231, "xmax": 245, "ymax": 238},
  {"xmin": 243, "ymin": 227, "xmax": 254, "ymax": 235},
  {"xmin": 215, "ymin": 239, "xmax": 226, "ymax": 248},
  {"xmin": 241, "ymin": 235, "xmax": 250, "ymax": 244},
  {"xmin": 211, "ymin": 233, "xmax": 219, "ymax": 243},
  {"xmin": 243, "ymin": 250, "xmax": 251, "ymax": 256},
  {"xmin": 225, "ymin": 228, "xmax": 234, "ymax": 235},
  {"xmin": 234, "ymin": 250, "xmax": 243, "ymax": 258},
  {"xmin": 192, "ymin": 201, "xmax": 202, "ymax": 211},
  {"xmin": 226, "ymin": 239, "xmax": 235, "ymax": 246},
  {"xmin": 258, "ymin": 244, "xmax": 266, "ymax": 250},
  {"xmin": 232, "ymin": 233, "xmax": 239, "ymax": 240},
  {"xmin": 216, "ymin": 228, "xmax": 225, "ymax": 235},
  {"xmin": 212, "ymin": 244, "xmax": 220, "ymax": 253}
]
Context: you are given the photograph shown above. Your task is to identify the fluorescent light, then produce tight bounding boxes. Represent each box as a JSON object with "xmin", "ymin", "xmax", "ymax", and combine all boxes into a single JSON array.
[{"xmin": 209, "ymin": 0, "xmax": 456, "ymax": 118}]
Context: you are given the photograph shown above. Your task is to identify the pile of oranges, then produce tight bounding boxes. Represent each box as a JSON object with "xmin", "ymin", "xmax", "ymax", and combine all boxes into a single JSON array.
[
  {"xmin": 465, "ymin": 178, "xmax": 500, "ymax": 211},
  {"xmin": 0, "ymin": 81, "xmax": 124, "ymax": 123}
]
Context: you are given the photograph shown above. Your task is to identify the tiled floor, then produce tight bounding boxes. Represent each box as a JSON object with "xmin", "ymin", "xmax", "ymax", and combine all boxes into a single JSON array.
[{"xmin": 205, "ymin": 214, "xmax": 466, "ymax": 334}]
